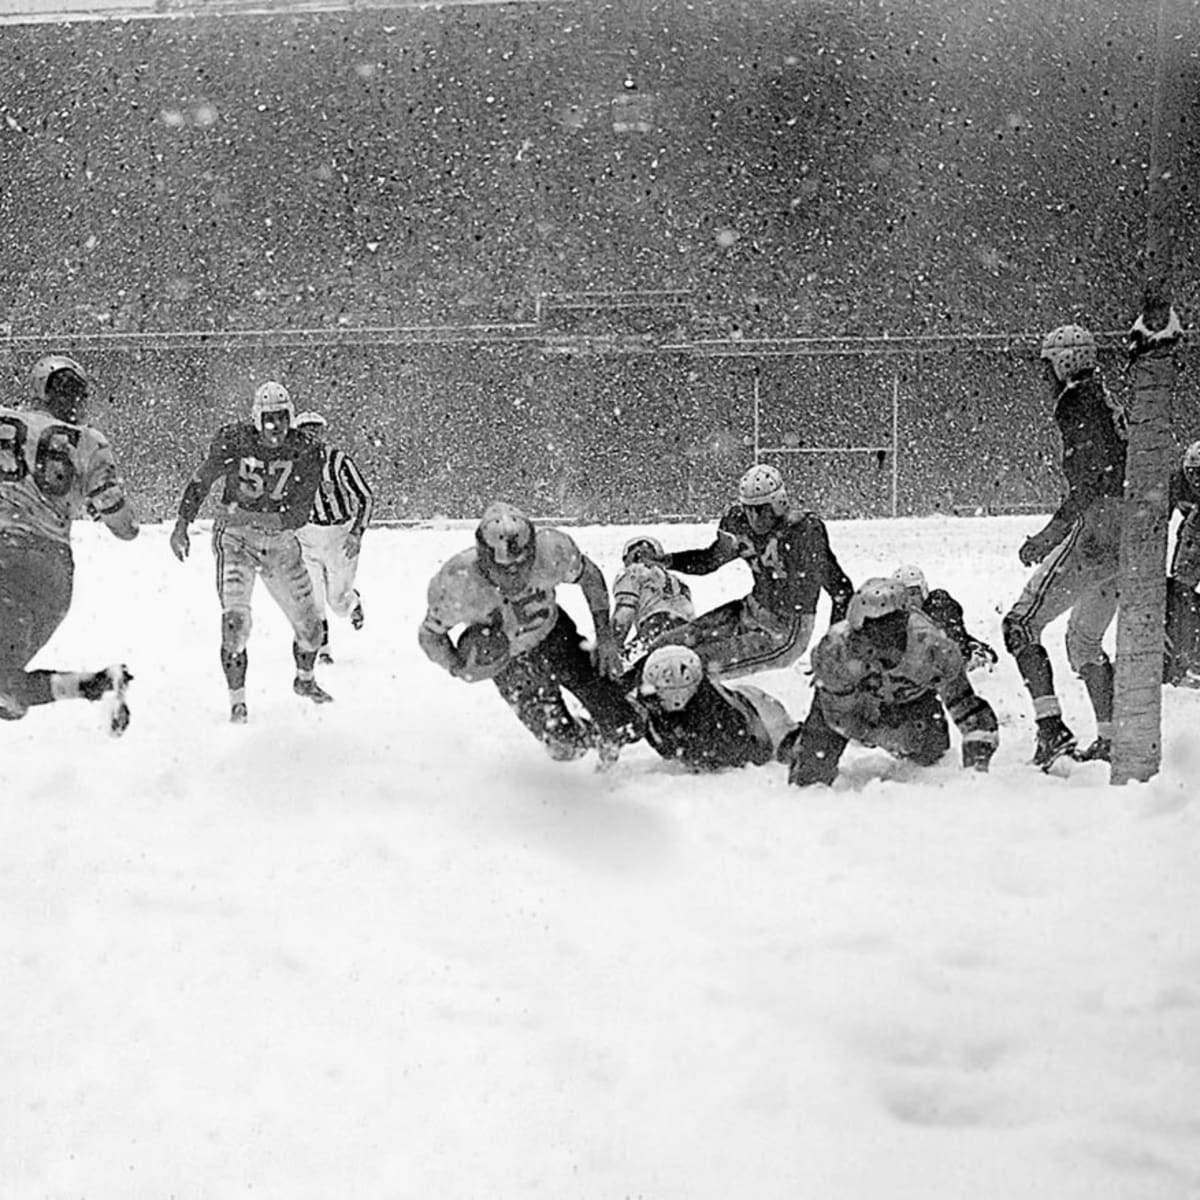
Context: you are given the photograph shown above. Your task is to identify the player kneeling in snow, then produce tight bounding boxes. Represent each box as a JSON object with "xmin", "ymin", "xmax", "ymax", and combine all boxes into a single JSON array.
[
  {"xmin": 629, "ymin": 645, "xmax": 798, "ymax": 772},
  {"xmin": 418, "ymin": 501, "xmax": 643, "ymax": 764},
  {"xmin": 784, "ymin": 577, "xmax": 999, "ymax": 786}
]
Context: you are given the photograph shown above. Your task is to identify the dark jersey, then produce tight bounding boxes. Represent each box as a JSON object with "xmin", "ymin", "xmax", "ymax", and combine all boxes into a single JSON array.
[
  {"xmin": 640, "ymin": 678, "xmax": 774, "ymax": 771},
  {"xmin": 1045, "ymin": 371, "xmax": 1127, "ymax": 538},
  {"xmin": 177, "ymin": 422, "xmax": 323, "ymax": 530},
  {"xmin": 665, "ymin": 506, "xmax": 854, "ymax": 623},
  {"xmin": 921, "ymin": 588, "xmax": 992, "ymax": 661}
]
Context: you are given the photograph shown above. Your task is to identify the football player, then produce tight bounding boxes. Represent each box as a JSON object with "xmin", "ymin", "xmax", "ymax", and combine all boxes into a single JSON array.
[
  {"xmin": 419, "ymin": 501, "xmax": 642, "ymax": 764},
  {"xmin": 630, "ymin": 645, "xmax": 798, "ymax": 772},
  {"xmin": 644, "ymin": 463, "xmax": 854, "ymax": 678},
  {"xmin": 784, "ymin": 577, "xmax": 999, "ymax": 786},
  {"xmin": 610, "ymin": 535, "xmax": 694, "ymax": 666},
  {"xmin": 1165, "ymin": 439, "xmax": 1200, "ymax": 687},
  {"xmin": 891, "ymin": 563, "xmax": 998, "ymax": 672},
  {"xmin": 290, "ymin": 412, "xmax": 374, "ymax": 665},
  {"xmin": 0, "ymin": 355, "xmax": 138, "ymax": 732},
  {"xmin": 169, "ymin": 381, "xmax": 328, "ymax": 723},
  {"xmin": 1002, "ymin": 325, "xmax": 1127, "ymax": 768}
]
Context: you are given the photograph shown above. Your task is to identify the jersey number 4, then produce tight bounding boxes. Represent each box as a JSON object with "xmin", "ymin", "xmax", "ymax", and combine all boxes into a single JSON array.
[
  {"xmin": 0, "ymin": 416, "xmax": 80, "ymax": 498},
  {"xmin": 237, "ymin": 456, "xmax": 294, "ymax": 501}
]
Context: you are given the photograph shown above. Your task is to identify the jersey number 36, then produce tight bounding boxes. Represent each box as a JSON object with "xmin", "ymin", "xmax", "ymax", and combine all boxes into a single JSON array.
[{"xmin": 0, "ymin": 416, "xmax": 80, "ymax": 499}]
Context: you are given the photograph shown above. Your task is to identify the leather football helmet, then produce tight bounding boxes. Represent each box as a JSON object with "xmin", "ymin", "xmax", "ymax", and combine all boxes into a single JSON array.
[
  {"xmin": 640, "ymin": 645, "xmax": 704, "ymax": 712},
  {"xmin": 475, "ymin": 501, "xmax": 537, "ymax": 592},
  {"xmin": 1040, "ymin": 325, "xmax": 1097, "ymax": 382},
  {"xmin": 30, "ymin": 355, "xmax": 89, "ymax": 424}
]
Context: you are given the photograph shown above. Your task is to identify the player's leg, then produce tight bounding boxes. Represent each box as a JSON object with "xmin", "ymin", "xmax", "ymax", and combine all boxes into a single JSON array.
[
  {"xmin": 704, "ymin": 610, "xmax": 815, "ymax": 679},
  {"xmin": 262, "ymin": 532, "xmax": 332, "ymax": 705},
  {"xmin": 1002, "ymin": 525, "xmax": 1087, "ymax": 766},
  {"xmin": 492, "ymin": 650, "xmax": 591, "ymax": 761},
  {"xmin": 538, "ymin": 611, "xmax": 643, "ymax": 760},
  {"xmin": 213, "ymin": 528, "xmax": 258, "ymax": 722},
  {"xmin": 1066, "ymin": 579, "xmax": 1120, "ymax": 762},
  {"xmin": 0, "ymin": 537, "xmax": 130, "ymax": 732}
]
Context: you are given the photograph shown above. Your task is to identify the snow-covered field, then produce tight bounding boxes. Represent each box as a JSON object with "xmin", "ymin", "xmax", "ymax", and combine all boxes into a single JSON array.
[{"xmin": 3, "ymin": 515, "xmax": 1198, "ymax": 1199}]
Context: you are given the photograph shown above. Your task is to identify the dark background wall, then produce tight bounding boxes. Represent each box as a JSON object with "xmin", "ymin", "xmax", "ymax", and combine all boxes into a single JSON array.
[{"xmin": 1, "ymin": 0, "xmax": 1197, "ymax": 521}]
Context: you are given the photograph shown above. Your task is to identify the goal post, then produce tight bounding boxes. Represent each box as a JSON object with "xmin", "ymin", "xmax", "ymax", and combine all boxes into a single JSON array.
[{"xmin": 1110, "ymin": 0, "xmax": 1188, "ymax": 785}]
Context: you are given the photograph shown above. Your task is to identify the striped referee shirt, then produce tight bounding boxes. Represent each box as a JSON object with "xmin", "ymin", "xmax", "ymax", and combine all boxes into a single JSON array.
[{"xmin": 309, "ymin": 446, "xmax": 374, "ymax": 530}]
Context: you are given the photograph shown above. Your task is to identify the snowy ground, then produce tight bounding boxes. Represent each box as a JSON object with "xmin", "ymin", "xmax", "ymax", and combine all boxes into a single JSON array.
[{"xmin": 3, "ymin": 514, "xmax": 1199, "ymax": 1200}]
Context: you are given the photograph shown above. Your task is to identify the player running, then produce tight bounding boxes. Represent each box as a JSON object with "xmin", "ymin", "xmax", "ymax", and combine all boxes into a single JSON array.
[
  {"xmin": 0, "ymin": 355, "xmax": 138, "ymax": 733},
  {"xmin": 169, "ymin": 381, "xmax": 329, "ymax": 723},
  {"xmin": 419, "ymin": 501, "xmax": 642, "ymax": 764}
]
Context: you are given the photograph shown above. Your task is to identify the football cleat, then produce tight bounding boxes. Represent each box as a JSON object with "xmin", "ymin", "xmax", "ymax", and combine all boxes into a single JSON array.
[
  {"xmin": 293, "ymin": 676, "xmax": 334, "ymax": 704},
  {"xmin": 230, "ymin": 702, "xmax": 248, "ymax": 724},
  {"xmin": 1033, "ymin": 718, "xmax": 1076, "ymax": 772},
  {"xmin": 350, "ymin": 600, "xmax": 364, "ymax": 631},
  {"xmin": 78, "ymin": 664, "xmax": 132, "ymax": 736},
  {"xmin": 104, "ymin": 666, "xmax": 132, "ymax": 737}
]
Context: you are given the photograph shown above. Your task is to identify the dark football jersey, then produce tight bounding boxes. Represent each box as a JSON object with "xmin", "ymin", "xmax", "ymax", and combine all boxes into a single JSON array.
[
  {"xmin": 177, "ymin": 422, "xmax": 323, "ymax": 530},
  {"xmin": 667, "ymin": 506, "xmax": 854, "ymax": 623}
]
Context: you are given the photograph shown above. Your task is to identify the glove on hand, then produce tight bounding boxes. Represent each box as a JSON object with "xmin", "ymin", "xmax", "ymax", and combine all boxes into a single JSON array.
[
  {"xmin": 343, "ymin": 529, "xmax": 362, "ymax": 558},
  {"xmin": 966, "ymin": 640, "xmax": 999, "ymax": 672}
]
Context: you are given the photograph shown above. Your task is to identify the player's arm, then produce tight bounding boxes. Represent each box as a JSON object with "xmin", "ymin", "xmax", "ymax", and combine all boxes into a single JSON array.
[
  {"xmin": 662, "ymin": 527, "xmax": 739, "ymax": 575},
  {"xmin": 813, "ymin": 519, "xmax": 854, "ymax": 622},
  {"xmin": 610, "ymin": 566, "xmax": 641, "ymax": 644},
  {"xmin": 83, "ymin": 441, "xmax": 138, "ymax": 541},
  {"xmin": 170, "ymin": 436, "xmax": 228, "ymax": 560},
  {"xmin": 577, "ymin": 554, "xmax": 622, "ymax": 677},
  {"xmin": 418, "ymin": 575, "xmax": 467, "ymax": 677}
]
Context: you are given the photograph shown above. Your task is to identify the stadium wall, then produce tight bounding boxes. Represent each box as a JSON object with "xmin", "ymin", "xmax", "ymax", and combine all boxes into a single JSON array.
[{"xmin": 4, "ymin": 333, "xmax": 1194, "ymax": 524}]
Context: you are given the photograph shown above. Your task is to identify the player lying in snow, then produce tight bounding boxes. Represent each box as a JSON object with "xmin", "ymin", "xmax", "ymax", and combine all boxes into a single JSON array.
[
  {"xmin": 626, "ymin": 645, "xmax": 798, "ymax": 772},
  {"xmin": 783, "ymin": 577, "xmax": 999, "ymax": 786},
  {"xmin": 418, "ymin": 501, "xmax": 642, "ymax": 764}
]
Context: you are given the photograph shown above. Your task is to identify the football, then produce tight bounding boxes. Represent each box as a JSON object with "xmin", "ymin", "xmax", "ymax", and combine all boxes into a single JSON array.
[{"xmin": 455, "ymin": 622, "xmax": 512, "ymax": 682}]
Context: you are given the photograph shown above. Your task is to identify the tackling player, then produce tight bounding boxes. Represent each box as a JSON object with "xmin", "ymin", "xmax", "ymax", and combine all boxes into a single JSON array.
[
  {"xmin": 0, "ymin": 355, "xmax": 139, "ymax": 732},
  {"xmin": 891, "ymin": 564, "xmax": 998, "ymax": 672},
  {"xmin": 784, "ymin": 577, "xmax": 999, "ymax": 786},
  {"xmin": 169, "ymin": 381, "xmax": 329, "ymax": 723},
  {"xmin": 419, "ymin": 501, "xmax": 642, "ymax": 764},
  {"xmin": 645, "ymin": 463, "xmax": 854, "ymax": 677}
]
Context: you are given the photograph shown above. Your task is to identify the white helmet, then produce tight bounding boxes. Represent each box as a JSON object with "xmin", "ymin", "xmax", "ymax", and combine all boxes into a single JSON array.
[
  {"xmin": 846, "ymin": 577, "xmax": 909, "ymax": 631},
  {"xmin": 640, "ymin": 646, "xmax": 704, "ymax": 712},
  {"xmin": 737, "ymin": 463, "xmax": 787, "ymax": 512},
  {"xmin": 251, "ymin": 381, "xmax": 294, "ymax": 429},
  {"xmin": 1040, "ymin": 325, "xmax": 1097, "ymax": 382},
  {"xmin": 1183, "ymin": 440, "xmax": 1200, "ymax": 487},
  {"xmin": 294, "ymin": 410, "xmax": 327, "ymax": 432},
  {"xmin": 29, "ymin": 354, "xmax": 89, "ymax": 423},
  {"xmin": 891, "ymin": 563, "xmax": 929, "ymax": 603},
  {"xmin": 622, "ymin": 535, "xmax": 664, "ymax": 564}
]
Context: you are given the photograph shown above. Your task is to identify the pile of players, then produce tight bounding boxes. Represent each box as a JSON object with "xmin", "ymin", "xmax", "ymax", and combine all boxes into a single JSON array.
[{"xmin": 419, "ymin": 318, "xmax": 1200, "ymax": 782}]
